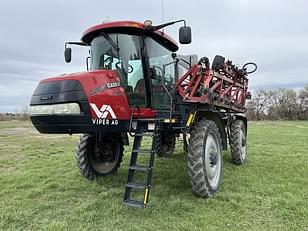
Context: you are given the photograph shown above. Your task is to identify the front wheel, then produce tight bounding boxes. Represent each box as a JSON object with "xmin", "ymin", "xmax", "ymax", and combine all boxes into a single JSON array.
[
  {"xmin": 76, "ymin": 133, "xmax": 123, "ymax": 180},
  {"xmin": 155, "ymin": 132, "xmax": 176, "ymax": 157},
  {"xmin": 188, "ymin": 119, "xmax": 223, "ymax": 197}
]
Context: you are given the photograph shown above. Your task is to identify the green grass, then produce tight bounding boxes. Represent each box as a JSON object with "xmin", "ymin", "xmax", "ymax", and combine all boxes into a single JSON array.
[{"xmin": 0, "ymin": 120, "xmax": 307, "ymax": 231}]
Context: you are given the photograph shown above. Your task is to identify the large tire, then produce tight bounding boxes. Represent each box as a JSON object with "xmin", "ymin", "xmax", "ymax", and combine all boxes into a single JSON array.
[
  {"xmin": 188, "ymin": 119, "xmax": 223, "ymax": 197},
  {"xmin": 76, "ymin": 133, "xmax": 124, "ymax": 180},
  {"xmin": 155, "ymin": 132, "xmax": 176, "ymax": 157},
  {"xmin": 230, "ymin": 120, "xmax": 247, "ymax": 165}
]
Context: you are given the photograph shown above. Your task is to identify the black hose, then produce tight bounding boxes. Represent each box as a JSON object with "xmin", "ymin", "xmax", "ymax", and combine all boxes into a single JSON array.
[{"xmin": 242, "ymin": 62, "xmax": 257, "ymax": 74}]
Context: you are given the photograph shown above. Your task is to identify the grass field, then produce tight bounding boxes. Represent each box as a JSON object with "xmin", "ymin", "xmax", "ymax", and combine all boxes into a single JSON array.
[{"xmin": 0, "ymin": 120, "xmax": 307, "ymax": 231}]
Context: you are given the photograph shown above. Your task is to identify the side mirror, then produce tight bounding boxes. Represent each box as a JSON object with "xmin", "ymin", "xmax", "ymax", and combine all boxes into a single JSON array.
[
  {"xmin": 64, "ymin": 47, "xmax": 72, "ymax": 63},
  {"xmin": 179, "ymin": 26, "xmax": 192, "ymax": 44}
]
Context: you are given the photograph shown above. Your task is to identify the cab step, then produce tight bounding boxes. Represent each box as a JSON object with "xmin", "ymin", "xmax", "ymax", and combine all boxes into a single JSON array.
[
  {"xmin": 129, "ymin": 164, "xmax": 149, "ymax": 172},
  {"xmin": 123, "ymin": 199, "xmax": 144, "ymax": 208}
]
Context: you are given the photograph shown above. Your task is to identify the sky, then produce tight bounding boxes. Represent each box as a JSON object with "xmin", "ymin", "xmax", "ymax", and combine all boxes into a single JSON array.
[{"xmin": 0, "ymin": 0, "xmax": 307, "ymax": 112}]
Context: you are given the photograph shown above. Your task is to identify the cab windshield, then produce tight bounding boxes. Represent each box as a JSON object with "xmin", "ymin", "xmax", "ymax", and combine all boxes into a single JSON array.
[
  {"xmin": 90, "ymin": 34, "xmax": 146, "ymax": 106},
  {"xmin": 90, "ymin": 33, "xmax": 175, "ymax": 109}
]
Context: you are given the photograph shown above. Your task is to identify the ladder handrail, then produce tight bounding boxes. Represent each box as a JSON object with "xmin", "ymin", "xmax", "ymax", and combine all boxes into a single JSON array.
[{"xmin": 128, "ymin": 105, "xmax": 141, "ymax": 137}]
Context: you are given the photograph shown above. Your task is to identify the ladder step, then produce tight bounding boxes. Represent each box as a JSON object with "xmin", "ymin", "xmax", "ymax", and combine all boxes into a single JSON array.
[
  {"xmin": 129, "ymin": 164, "xmax": 149, "ymax": 172},
  {"xmin": 132, "ymin": 149, "xmax": 152, "ymax": 154},
  {"xmin": 123, "ymin": 119, "xmax": 157, "ymax": 207},
  {"xmin": 172, "ymin": 127, "xmax": 187, "ymax": 129},
  {"xmin": 126, "ymin": 182, "xmax": 146, "ymax": 189},
  {"xmin": 134, "ymin": 133, "xmax": 154, "ymax": 137},
  {"xmin": 123, "ymin": 199, "xmax": 144, "ymax": 208}
]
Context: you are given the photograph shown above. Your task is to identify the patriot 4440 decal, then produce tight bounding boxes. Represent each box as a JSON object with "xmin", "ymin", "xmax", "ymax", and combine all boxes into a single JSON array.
[{"xmin": 90, "ymin": 103, "xmax": 119, "ymax": 125}]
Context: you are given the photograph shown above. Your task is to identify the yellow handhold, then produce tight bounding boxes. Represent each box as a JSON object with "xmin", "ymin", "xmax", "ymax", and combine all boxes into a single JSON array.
[
  {"xmin": 143, "ymin": 188, "xmax": 149, "ymax": 205},
  {"xmin": 186, "ymin": 112, "xmax": 196, "ymax": 127}
]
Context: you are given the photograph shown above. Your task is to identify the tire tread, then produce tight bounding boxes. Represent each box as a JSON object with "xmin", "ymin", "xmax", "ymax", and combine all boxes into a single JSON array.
[
  {"xmin": 188, "ymin": 119, "xmax": 222, "ymax": 197},
  {"xmin": 76, "ymin": 134, "xmax": 123, "ymax": 180}
]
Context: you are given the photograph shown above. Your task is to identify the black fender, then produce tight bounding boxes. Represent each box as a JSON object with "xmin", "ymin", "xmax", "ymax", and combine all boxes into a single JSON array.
[
  {"xmin": 232, "ymin": 113, "xmax": 247, "ymax": 134},
  {"xmin": 194, "ymin": 111, "xmax": 228, "ymax": 150}
]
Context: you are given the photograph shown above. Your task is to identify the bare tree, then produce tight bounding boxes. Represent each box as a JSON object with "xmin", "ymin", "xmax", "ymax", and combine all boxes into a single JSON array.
[
  {"xmin": 245, "ymin": 85, "xmax": 308, "ymax": 120},
  {"xmin": 270, "ymin": 89, "xmax": 298, "ymax": 120},
  {"xmin": 20, "ymin": 106, "xmax": 30, "ymax": 121},
  {"xmin": 298, "ymin": 86, "xmax": 308, "ymax": 120},
  {"xmin": 246, "ymin": 89, "xmax": 272, "ymax": 120}
]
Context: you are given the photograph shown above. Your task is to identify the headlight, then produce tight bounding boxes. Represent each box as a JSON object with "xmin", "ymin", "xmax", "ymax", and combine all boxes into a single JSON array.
[{"xmin": 29, "ymin": 103, "xmax": 81, "ymax": 115}]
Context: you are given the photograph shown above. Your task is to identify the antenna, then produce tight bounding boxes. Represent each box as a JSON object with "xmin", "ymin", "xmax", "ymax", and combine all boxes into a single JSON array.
[
  {"xmin": 161, "ymin": 0, "xmax": 164, "ymax": 33},
  {"xmin": 103, "ymin": 16, "xmax": 111, "ymax": 23}
]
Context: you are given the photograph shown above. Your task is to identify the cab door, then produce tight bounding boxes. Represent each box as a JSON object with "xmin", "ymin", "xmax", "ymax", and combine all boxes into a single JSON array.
[{"xmin": 145, "ymin": 37, "xmax": 175, "ymax": 110}]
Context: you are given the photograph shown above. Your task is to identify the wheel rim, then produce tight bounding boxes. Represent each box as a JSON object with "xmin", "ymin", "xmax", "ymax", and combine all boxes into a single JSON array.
[
  {"xmin": 240, "ymin": 127, "xmax": 247, "ymax": 160},
  {"xmin": 89, "ymin": 140, "xmax": 119, "ymax": 174},
  {"xmin": 204, "ymin": 132, "xmax": 221, "ymax": 189}
]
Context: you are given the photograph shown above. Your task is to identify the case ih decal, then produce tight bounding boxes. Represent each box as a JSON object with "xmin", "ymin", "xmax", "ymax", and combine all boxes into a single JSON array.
[
  {"xmin": 90, "ymin": 103, "xmax": 118, "ymax": 125},
  {"xmin": 90, "ymin": 82, "xmax": 121, "ymax": 96}
]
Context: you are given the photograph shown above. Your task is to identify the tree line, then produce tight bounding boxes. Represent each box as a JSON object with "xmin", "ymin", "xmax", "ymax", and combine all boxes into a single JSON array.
[{"xmin": 245, "ymin": 85, "xmax": 308, "ymax": 120}]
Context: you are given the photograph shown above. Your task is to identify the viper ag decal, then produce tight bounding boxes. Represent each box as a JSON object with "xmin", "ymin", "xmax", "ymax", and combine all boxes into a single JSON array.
[{"xmin": 90, "ymin": 103, "xmax": 119, "ymax": 125}]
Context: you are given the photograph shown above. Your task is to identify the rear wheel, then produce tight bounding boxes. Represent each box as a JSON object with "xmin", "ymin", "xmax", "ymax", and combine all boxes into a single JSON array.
[
  {"xmin": 76, "ymin": 133, "xmax": 123, "ymax": 180},
  {"xmin": 155, "ymin": 132, "xmax": 176, "ymax": 157},
  {"xmin": 230, "ymin": 120, "xmax": 247, "ymax": 165},
  {"xmin": 188, "ymin": 119, "xmax": 223, "ymax": 197}
]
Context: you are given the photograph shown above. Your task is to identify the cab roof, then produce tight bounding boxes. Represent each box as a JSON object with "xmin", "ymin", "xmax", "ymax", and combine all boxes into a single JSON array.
[{"xmin": 81, "ymin": 21, "xmax": 179, "ymax": 52}]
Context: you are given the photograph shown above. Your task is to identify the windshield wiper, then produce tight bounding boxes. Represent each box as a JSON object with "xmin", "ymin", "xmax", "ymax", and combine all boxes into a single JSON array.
[{"xmin": 101, "ymin": 32, "xmax": 119, "ymax": 51}]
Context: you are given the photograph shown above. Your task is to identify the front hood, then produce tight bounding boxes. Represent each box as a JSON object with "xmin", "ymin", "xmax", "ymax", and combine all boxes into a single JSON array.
[{"xmin": 29, "ymin": 70, "xmax": 131, "ymax": 134}]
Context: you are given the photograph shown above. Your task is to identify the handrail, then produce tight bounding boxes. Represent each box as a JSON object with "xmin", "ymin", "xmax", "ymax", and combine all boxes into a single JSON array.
[
  {"xmin": 162, "ymin": 61, "xmax": 175, "ymax": 123},
  {"xmin": 128, "ymin": 105, "xmax": 141, "ymax": 137}
]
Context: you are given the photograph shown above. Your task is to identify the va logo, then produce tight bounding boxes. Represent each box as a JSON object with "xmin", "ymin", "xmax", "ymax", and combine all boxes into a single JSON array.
[
  {"xmin": 90, "ymin": 103, "xmax": 117, "ymax": 119},
  {"xmin": 90, "ymin": 103, "xmax": 118, "ymax": 125}
]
